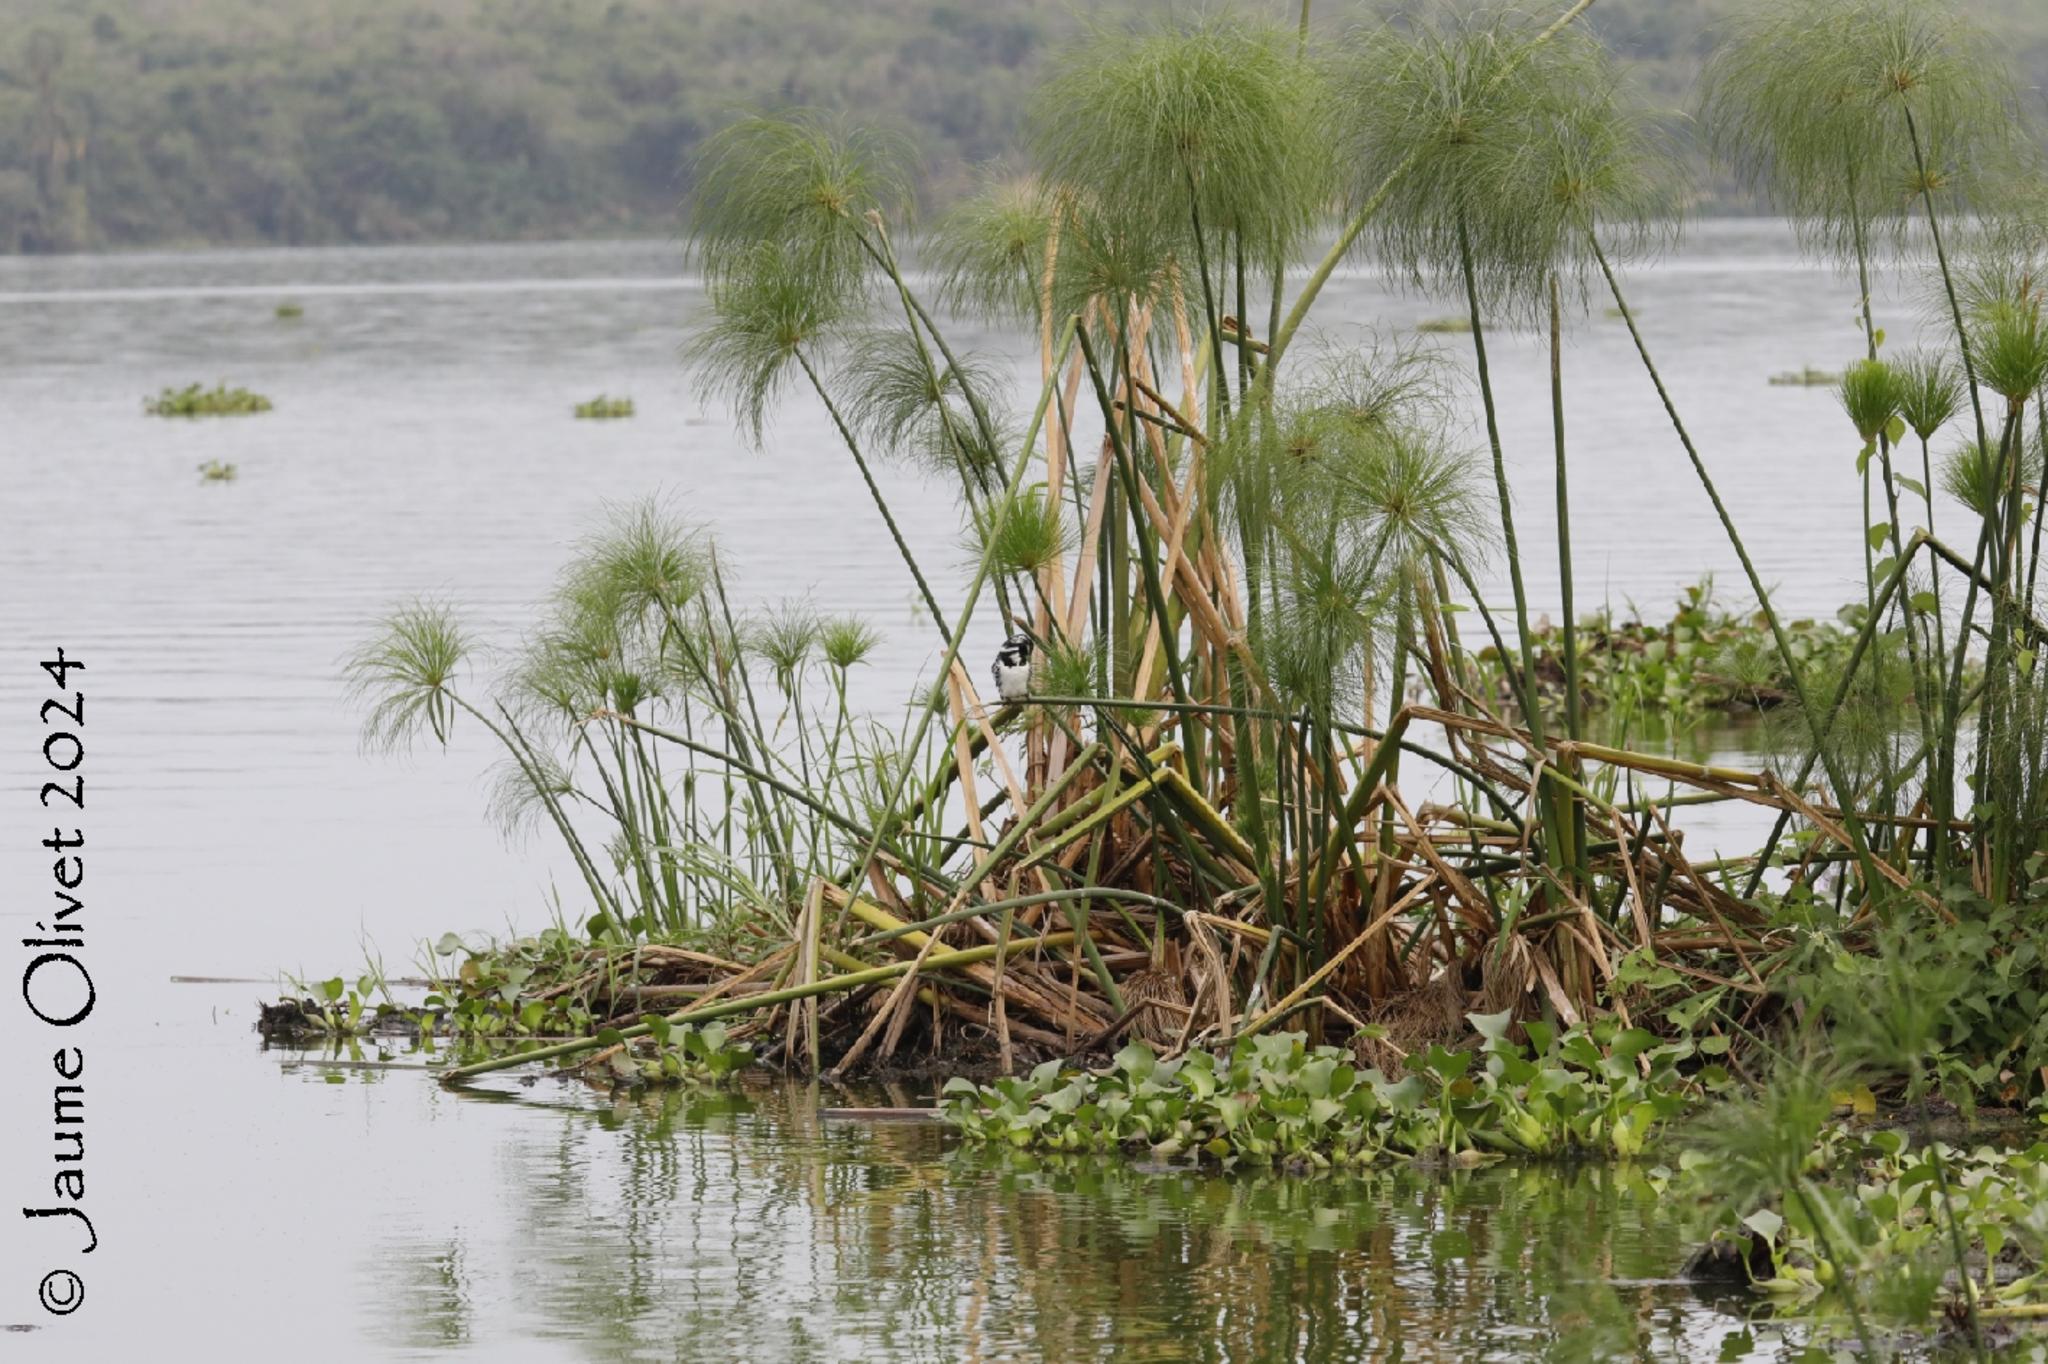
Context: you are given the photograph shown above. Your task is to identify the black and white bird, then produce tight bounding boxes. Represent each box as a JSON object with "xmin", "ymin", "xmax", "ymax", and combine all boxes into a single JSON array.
[{"xmin": 992, "ymin": 631, "xmax": 1034, "ymax": 703}]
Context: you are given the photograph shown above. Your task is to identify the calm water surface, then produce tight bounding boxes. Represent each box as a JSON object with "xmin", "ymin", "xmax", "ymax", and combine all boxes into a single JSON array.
[{"xmin": 0, "ymin": 226, "xmax": 1949, "ymax": 1356}]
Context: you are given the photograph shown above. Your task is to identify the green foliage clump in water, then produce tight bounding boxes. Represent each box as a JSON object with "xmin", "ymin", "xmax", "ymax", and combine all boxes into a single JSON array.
[
  {"xmin": 1767, "ymin": 366, "xmax": 1843, "ymax": 387},
  {"xmin": 574, "ymin": 394, "xmax": 635, "ymax": 419},
  {"xmin": 582, "ymin": 1016, "xmax": 752, "ymax": 1089},
  {"xmin": 1473, "ymin": 579, "xmax": 1864, "ymax": 719},
  {"xmin": 274, "ymin": 301, "xmax": 303, "ymax": 320},
  {"xmin": 145, "ymin": 381, "xmax": 272, "ymax": 416},
  {"xmin": 1681, "ymin": 1114, "xmax": 2048, "ymax": 1343},
  {"xmin": 944, "ymin": 1014, "xmax": 1711, "ymax": 1169},
  {"xmin": 196, "ymin": 459, "xmax": 237, "ymax": 482},
  {"xmin": 423, "ymin": 928, "xmax": 600, "ymax": 1041}
]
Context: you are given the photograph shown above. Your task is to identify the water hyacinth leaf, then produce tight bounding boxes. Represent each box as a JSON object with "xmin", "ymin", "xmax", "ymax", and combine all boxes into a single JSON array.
[
  {"xmin": 1373, "ymin": 1073, "xmax": 1426, "ymax": 1111},
  {"xmin": 1115, "ymin": 1041, "xmax": 1158, "ymax": 1081},
  {"xmin": 1297, "ymin": 1057, "xmax": 1337, "ymax": 1099},
  {"xmin": 1469, "ymin": 1009, "xmax": 1514, "ymax": 1045},
  {"xmin": 1414, "ymin": 1046, "xmax": 1471, "ymax": 1081},
  {"xmin": 1610, "ymin": 1028, "xmax": 1659, "ymax": 1064}
]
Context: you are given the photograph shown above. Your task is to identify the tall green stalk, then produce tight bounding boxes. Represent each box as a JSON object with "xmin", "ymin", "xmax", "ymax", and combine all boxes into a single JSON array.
[
  {"xmin": 1905, "ymin": 106, "xmax": 1994, "ymax": 852},
  {"xmin": 1594, "ymin": 237, "xmax": 1883, "ymax": 894},
  {"xmin": 794, "ymin": 349, "xmax": 950, "ymax": 643},
  {"xmin": 1549, "ymin": 274, "xmax": 1587, "ymax": 887}
]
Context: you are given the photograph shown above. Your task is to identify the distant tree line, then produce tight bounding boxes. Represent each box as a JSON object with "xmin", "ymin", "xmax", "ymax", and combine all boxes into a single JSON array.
[{"xmin": 0, "ymin": 0, "xmax": 2040, "ymax": 254}]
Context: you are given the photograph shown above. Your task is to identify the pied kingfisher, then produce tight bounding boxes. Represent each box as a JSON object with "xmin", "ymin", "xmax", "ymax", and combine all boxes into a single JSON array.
[{"xmin": 992, "ymin": 631, "xmax": 1034, "ymax": 703}]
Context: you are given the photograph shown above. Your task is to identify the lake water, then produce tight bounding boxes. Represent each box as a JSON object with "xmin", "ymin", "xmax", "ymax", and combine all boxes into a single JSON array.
[{"xmin": 0, "ymin": 224, "xmax": 1955, "ymax": 1356}]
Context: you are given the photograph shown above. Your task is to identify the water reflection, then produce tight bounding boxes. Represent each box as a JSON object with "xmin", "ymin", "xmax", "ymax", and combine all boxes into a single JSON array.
[{"xmin": 368, "ymin": 1079, "xmax": 1804, "ymax": 1363}]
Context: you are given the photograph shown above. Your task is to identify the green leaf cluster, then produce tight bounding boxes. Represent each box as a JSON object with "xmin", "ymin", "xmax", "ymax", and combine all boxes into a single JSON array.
[{"xmin": 943, "ymin": 1015, "xmax": 1712, "ymax": 1169}]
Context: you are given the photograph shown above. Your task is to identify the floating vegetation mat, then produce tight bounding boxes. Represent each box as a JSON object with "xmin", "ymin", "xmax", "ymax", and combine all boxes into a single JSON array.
[
  {"xmin": 145, "ymin": 382, "xmax": 273, "ymax": 416},
  {"xmin": 1472, "ymin": 578, "xmax": 1868, "ymax": 718},
  {"xmin": 1768, "ymin": 366, "xmax": 1842, "ymax": 387},
  {"xmin": 943, "ymin": 1016, "xmax": 1711, "ymax": 1167},
  {"xmin": 575, "ymin": 394, "xmax": 636, "ymax": 419}
]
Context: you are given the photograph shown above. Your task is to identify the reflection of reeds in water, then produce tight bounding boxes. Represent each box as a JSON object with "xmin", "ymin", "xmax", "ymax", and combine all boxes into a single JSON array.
[{"xmin": 384, "ymin": 1078, "xmax": 1703, "ymax": 1360}]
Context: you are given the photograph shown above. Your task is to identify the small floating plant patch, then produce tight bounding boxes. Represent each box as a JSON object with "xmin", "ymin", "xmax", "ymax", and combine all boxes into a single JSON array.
[
  {"xmin": 275, "ymin": 301, "xmax": 304, "ymax": 320},
  {"xmin": 197, "ymin": 460, "xmax": 238, "ymax": 482},
  {"xmin": 146, "ymin": 382, "xmax": 273, "ymax": 416},
  {"xmin": 575, "ymin": 394, "xmax": 635, "ymax": 419},
  {"xmin": 1768, "ymin": 367, "xmax": 1841, "ymax": 387},
  {"xmin": 577, "ymin": 1016, "xmax": 752, "ymax": 1089}
]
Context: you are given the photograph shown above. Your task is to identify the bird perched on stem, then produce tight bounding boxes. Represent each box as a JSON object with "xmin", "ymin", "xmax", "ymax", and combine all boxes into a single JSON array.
[{"xmin": 992, "ymin": 631, "xmax": 1033, "ymax": 702}]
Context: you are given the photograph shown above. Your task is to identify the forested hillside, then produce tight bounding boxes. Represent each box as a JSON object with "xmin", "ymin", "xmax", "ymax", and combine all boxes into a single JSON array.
[{"xmin": 1, "ymin": 0, "xmax": 2042, "ymax": 253}]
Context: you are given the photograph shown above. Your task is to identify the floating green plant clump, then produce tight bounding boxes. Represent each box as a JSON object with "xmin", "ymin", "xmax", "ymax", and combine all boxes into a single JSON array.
[
  {"xmin": 574, "ymin": 394, "xmax": 635, "ymax": 419},
  {"xmin": 274, "ymin": 301, "xmax": 303, "ymax": 320},
  {"xmin": 578, "ymin": 1017, "xmax": 752, "ymax": 1089},
  {"xmin": 1768, "ymin": 366, "xmax": 1842, "ymax": 387},
  {"xmin": 196, "ymin": 460, "xmax": 238, "ymax": 482},
  {"xmin": 944, "ymin": 1015, "xmax": 1711, "ymax": 1169},
  {"xmin": 1473, "ymin": 579, "xmax": 1865, "ymax": 718},
  {"xmin": 145, "ymin": 382, "xmax": 273, "ymax": 416},
  {"xmin": 259, "ymin": 972, "xmax": 409, "ymax": 1043},
  {"xmin": 1415, "ymin": 316, "xmax": 1474, "ymax": 334},
  {"xmin": 1684, "ymin": 1121, "xmax": 2048, "ymax": 1337}
]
